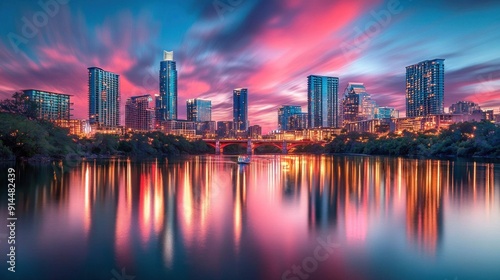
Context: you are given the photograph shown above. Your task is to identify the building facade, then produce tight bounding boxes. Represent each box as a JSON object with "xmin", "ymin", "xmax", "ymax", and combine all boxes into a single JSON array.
[
  {"xmin": 23, "ymin": 89, "xmax": 71, "ymax": 121},
  {"xmin": 217, "ymin": 121, "xmax": 234, "ymax": 139},
  {"xmin": 233, "ymin": 88, "xmax": 248, "ymax": 132},
  {"xmin": 187, "ymin": 98, "xmax": 212, "ymax": 122},
  {"xmin": 449, "ymin": 101, "xmax": 481, "ymax": 115},
  {"xmin": 307, "ymin": 75, "xmax": 340, "ymax": 128},
  {"xmin": 248, "ymin": 125, "xmax": 262, "ymax": 139},
  {"xmin": 375, "ymin": 106, "xmax": 399, "ymax": 119},
  {"xmin": 88, "ymin": 67, "xmax": 120, "ymax": 128},
  {"xmin": 158, "ymin": 120, "xmax": 196, "ymax": 138},
  {"xmin": 342, "ymin": 83, "xmax": 376, "ymax": 124},
  {"xmin": 196, "ymin": 121, "xmax": 216, "ymax": 138},
  {"xmin": 344, "ymin": 118, "xmax": 393, "ymax": 134},
  {"xmin": 278, "ymin": 105, "xmax": 302, "ymax": 131},
  {"xmin": 125, "ymin": 95, "xmax": 155, "ymax": 132},
  {"xmin": 289, "ymin": 112, "xmax": 308, "ymax": 130},
  {"xmin": 157, "ymin": 51, "xmax": 178, "ymax": 121},
  {"xmin": 406, "ymin": 59, "xmax": 445, "ymax": 117}
]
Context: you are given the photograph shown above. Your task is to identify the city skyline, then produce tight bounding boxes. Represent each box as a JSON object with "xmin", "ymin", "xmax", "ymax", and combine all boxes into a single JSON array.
[{"xmin": 0, "ymin": 0, "xmax": 499, "ymax": 133}]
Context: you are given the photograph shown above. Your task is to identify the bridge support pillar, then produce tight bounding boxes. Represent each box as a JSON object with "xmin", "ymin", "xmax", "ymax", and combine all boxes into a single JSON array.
[
  {"xmin": 247, "ymin": 139, "xmax": 253, "ymax": 155},
  {"xmin": 282, "ymin": 140, "xmax": 288, "ymax": 154},
  {"xmin": 215, "ymin": 140, "xmax": 221, "ymax": 155}
]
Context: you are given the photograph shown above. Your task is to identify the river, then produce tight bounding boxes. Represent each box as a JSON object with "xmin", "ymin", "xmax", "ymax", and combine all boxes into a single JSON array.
[{"xmin": 0, "ymin": 155, "xmax": 499, "ymax": 279}]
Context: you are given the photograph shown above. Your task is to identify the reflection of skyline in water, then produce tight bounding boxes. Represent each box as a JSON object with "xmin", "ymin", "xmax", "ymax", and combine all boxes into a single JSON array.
[{"xmin": 1, "ymin": 156, "xmax": 499, "ymax": 279}]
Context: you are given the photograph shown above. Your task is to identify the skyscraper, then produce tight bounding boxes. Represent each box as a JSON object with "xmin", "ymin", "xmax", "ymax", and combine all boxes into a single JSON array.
[
  {"xmin": 307, "ymin": 75, "xmax": 339, "ymax": 128},
  {"xmin": 23, "ymin": 89, "xmax": 72, "ymax": 121},
  {"xmin": 125, "ymin": 95, "xmax": 155, "ymax": 132},
  {"xmin": 187, "ymin": 98, "xmax": 212, "ymax": 122},
  {"xmin": 278, "ymin": 105, "xmax": 302, "ymax": 131},
  {"xmin": 406, "ymin": 59, "xmax": 445, "ymax": 117},
  {"xmin": 88, "ymin": 67, "xmax": 120, "ymax": 128},
  {"xmin": 157, "ymin": 50, "xmax": 178, "ymax": 121},
  {"xmin": 233, "ymin": 88, "xmax": 248, "ymax": 132},
  {"xmin": 342, "ymin": 83, "xmax": 376, "ymax": 124}
]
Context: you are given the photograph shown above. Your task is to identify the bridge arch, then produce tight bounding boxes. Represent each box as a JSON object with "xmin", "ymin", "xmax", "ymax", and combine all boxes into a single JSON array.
[{"xmin": 202, "ymin": 139, "xmax": 327, "ymax": 155}]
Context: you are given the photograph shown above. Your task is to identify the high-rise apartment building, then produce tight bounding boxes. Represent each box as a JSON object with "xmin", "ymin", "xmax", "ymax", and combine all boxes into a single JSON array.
[
  {"xmin": 88, "ymin": 67, "xmax": 120, "ymax": 128},
  {"xmin": 342, "ymin": 83, "xmax": 376, "ymax": 124},
  {"xmin": 406, "ymin": 59, "xmax": 445, "ymax": 117},
  {"xmin": 125, "ymin": 95, "xmax": 155, "ymax": 131},
  {"xmin": 233, "ymin": 88, "xmax": 248, "ymax": 132},
  {"xmin": 187, "ymin": 98, "xmax": 212, "ymax": 122},
  {"xmin": 23, "ymin": 89, "xmax": 71, "ymax": 121},
  {"xmin": 307, "ymin": 75, "xmax": 340, "ymax": 128},
  {"xmin": 157, "ymin": 50, "xmax": 178, "ymax": 121}
]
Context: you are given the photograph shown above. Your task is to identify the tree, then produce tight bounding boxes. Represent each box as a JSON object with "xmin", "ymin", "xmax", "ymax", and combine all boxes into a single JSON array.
[{"xmin": 0, "ymin": 91, "xmax": 38, "ymax": 119}]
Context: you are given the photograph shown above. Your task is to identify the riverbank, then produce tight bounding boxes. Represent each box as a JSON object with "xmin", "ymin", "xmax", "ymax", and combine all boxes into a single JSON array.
[{"xmin": 2, "ymin": 112, "xmax": 500, "ymax": 162}]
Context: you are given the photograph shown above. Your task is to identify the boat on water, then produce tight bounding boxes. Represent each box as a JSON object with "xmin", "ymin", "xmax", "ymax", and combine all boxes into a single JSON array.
[{"xmin": 237, "ymin": 156, "xmax": 251, "ymax": 164}]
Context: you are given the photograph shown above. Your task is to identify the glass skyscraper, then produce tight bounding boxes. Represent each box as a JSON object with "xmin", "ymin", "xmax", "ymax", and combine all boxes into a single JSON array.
[
  {"xmin": 23, "ymin": 89, "xmax": 72, "ymax": 121},
  {"xmin": 307, "ymin": 75, "xmax": 339, "ymax": 128},
  {"xmin": 158, "ymin": 50, "xmax": 178, "ymax": 121},
  {"xmin": 88, "ymin": 67, "xmax": 120, "ymax": 128},
  {"xmin": 406, "ymin": 59, "xmax": 445, "ymax": 117},
  {"xmin": 187, "ymin": 98, "xmax": 212, "ymax": 122},
  {"xmin": 233, "ymin": 88, "xmax": 248, "ymax": 132},
  {"xmin": 278, "ymin": 105, "xmax": 302, "ymax": 130},
  {"xmin": 342, "ymin": 83, "xmax": 376, "ymax": 124}
]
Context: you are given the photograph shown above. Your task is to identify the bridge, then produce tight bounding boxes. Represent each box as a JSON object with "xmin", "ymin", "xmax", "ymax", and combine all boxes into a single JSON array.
[{"xmin": 202, "ymin": 139, "xmax": 327, "ymax": 154}]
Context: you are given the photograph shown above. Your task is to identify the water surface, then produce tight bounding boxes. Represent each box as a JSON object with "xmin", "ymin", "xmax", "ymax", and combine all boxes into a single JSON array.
[{"xmin": 1, "ymin": 155, "xmax": 499, "ymax": 280}]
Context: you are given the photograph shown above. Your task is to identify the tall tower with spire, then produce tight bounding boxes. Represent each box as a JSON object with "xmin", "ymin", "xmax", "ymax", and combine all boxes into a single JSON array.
[{"xmin": 157, "ymin": 50, "xmax": 178, "ymax": 121}]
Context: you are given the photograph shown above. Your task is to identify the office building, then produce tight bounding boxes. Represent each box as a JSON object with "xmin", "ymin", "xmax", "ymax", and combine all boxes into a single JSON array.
[
  {"xmin": 278, "ymin": 105, "xmax": 302, "ymax": 131},
  {"xmin": 23, "ymin": 89, "xmax": 71, "ymax": 121},
  {"xmin": 406, "ymin": 59, "xmax": 445, "ymax": 117},
  {"xmin": 233, "ymin": 88, "xmax": 248, "ymax": 132},
  {"xmin": 248, "ymin": 125, "xmax": 262, "ymax": 139},
  {"xmin": 307, "ymin": 75, "xmax": 340, "ymax": 128},
  {"xmin": 159, "ymin": 120, "xmax": 196, "ymax": 138},
  {"xmin": 289, "ymin": 112, "xmax": 308, "ymax": 130},
  {"xmin": 217, "ymin": 121, "xmax": 234, "ymax": 139},
  {"xmin": 196, "ymin": 121, "xmax": 216, "ymax": 138},
  {"xmin": 125, "ymin": 95, "xmax": 155, "ymax": 132},
  {"xmin": 187, "ymin": 98, "xmax": 212, "ymax": 122},
  {"xmin": 88, "ymin": 67, "xmax": 120, "ymax": 128},
  {"xmin": 449, "ymin": 101, "xmax": 481, "ymax": 115},
  {"xmin": 157, "ymin": 50, "xmax": 178, "ymax": 121},
  {"xmin": 375, "ymin": 106, "xmax": 399, "ymax": 119},
  {"xmin": 342, "ymin": 83, "xmax": 376, "ymax": 124}
]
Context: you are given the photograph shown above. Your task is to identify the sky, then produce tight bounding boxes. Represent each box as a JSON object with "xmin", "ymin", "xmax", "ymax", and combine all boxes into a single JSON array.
[{"xmin": 0, "ymin": 0, "xmax": 499, "ymax": 133}]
